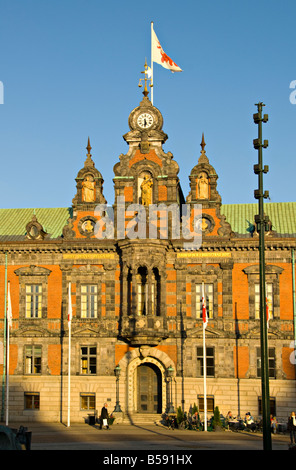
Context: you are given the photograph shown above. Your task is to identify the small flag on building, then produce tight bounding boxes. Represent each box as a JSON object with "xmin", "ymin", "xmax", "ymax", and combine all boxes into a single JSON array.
[
  {"xmin": 266, "ymin": 296, "xmax": 269, "ymax": 329},
  {"xmin": 202, "ymin": 283, "xmax": 208, "ymax": 329}
]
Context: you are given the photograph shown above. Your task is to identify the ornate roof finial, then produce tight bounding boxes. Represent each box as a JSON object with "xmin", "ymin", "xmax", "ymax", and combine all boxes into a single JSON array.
[
  {"xmin": 86, "ymin": 136, "xmax": 92, "ymax": 157},
  {"xmin": 198, "ymin": 132, "xmax": 209, "ymax": 164},
  {"xmin": 138, "ymin": 59, "xmax": 153, "ymax": 98},
  {"xmin": 84, "ymin": 137, "xmax": 94, "ymax": 168},
  {"xmin": 201, "ymin": 133, "xmax": 206, "ymax": 152}
]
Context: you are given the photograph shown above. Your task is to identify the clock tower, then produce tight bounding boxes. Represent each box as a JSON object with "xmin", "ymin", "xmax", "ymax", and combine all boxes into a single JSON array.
[{"xmin": 113, "ymin": 63, "xmax": 184, "ymax": 211}]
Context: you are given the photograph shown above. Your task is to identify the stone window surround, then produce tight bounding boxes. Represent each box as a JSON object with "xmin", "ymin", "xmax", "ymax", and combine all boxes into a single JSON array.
[
  {"xmin": 14, "ymin": 265, "xmax": 52, "ymax": 320},
  {"xmin": 80, "ymin": 344, "xmax": 97, "ymax": 375},
  {"xmin": 122, "ymin": 264, "xmax": 165, "ymax": 318},
  {"xmin": 64, "ymin": 265, "xmax": 105, "ymax": 320},
  {"xmin": 243, "ymin": 264, "xmax": 283, "ymax": 320},
  {"xmin": 24, "ymin": 343, "xmax": 42, "ymax": 375},
  {"xmin": 188, "ymin": 267, "xmax": 221, "ymax": 321}
]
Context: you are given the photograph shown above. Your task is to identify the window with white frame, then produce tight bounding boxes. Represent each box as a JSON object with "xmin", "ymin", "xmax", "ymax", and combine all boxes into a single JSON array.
[
  {"xmin": 197, "ymin": 346, "xmax": 215, "ymax": 377},
  {"xmin": 25, "ymin": 345, "xmax": 42, "ymax": 374},
  {"xmin": 80, "ymin": 346, "xmax": 97, "ymax": 375},
  {"xmin": 81, "ymin": 285, "xmax": 98, "ymax": 318},
  {"xmin": 80, "ymin": 393, "xmax": 96, "ymax": 411},
  {"xmin": 25, "ymin": 284, "xmax": 42, "ymax": 318},
  {"xmin": 255, "ymin": 283, "xmax": 273, "ymax": 320}
]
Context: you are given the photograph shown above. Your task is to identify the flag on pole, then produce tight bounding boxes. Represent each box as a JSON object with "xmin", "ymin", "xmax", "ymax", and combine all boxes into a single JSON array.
[
  {"xmin": 202, "ymin": 283, "xmax": 208, "ymax": 329},
  {"xmin": 266, "ymin": 292, "xmax": 269, "ymax": 329},
  {"xmin": 151, "ymin": 25, "xmax": 182, "ymax": 73},
  {"xmin": 7, "ymin": 281, "xmax": 12, "ymax": 329},
  {"xmin": 68, "ymin": 282, "xmax": 72, "ymax": 323},
  {"xmin": 146, "ymin": 66, "xmax": 153, "ymax": 79}
]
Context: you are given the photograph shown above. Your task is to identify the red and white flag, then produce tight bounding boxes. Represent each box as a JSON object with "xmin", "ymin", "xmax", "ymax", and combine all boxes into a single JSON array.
[
  {"xmin": 266, "ymin": 295, "xmax": 269, "ymax": 329},
  {"xmin": 151, "ymin": 27, "xmax": 182, "ymax": 73},
  {"xmin": 202, "ymin": 283, "xmax": 208, "ymax": 329},
  {"xmin": 7, "ymin": 282, "xmax": 12, "ymax": 329},
  {"xmin": 68, "ymin": 282, "xmax": 72, "ymax": 323}
]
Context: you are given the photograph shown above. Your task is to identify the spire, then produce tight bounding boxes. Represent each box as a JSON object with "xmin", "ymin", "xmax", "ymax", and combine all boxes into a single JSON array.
[
  {"xmin": 84, "ymin": 136, "xmax": 95, "ymax": 168},
  {"xmin": 201, "ymin": 133, "xmax": 206, "ymax": 152},
  {"xmin": 198, "ymin": 132, "xmax": 209, "ymax": 164},
  {"xmin": 86, "ymin": 137, "xmax": 92, "ymax": 156}
]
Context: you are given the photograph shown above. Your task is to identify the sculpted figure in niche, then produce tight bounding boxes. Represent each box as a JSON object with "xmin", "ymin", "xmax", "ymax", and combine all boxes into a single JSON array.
[
  {"xmin": 141, "ymin": 174, "xmax": 153, "ymax": 206},
  {"xmin": 82, "ymin": 175, "xmax": 95, "ymax": 202},
  {"xmin": 197, "ymin": 172, "xmax": 209, "ymax": 199}
]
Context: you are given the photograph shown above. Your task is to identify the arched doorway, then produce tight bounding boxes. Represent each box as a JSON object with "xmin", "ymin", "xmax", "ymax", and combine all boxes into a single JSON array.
[{"xmin": 137, "ymin": 363, "xmax": 162, "ymax": 413}]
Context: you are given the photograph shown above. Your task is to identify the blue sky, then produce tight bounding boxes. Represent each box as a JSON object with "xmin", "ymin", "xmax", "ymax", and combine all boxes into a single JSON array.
[{"xmin": 0, "ymin": 0, "xmax": 295, "ymax": 209}]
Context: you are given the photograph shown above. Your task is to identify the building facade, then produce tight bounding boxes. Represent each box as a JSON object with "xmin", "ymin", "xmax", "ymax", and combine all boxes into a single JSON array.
[{"xmin": 0, "ymin": 85, "xmax": 296, "ymax": 424}]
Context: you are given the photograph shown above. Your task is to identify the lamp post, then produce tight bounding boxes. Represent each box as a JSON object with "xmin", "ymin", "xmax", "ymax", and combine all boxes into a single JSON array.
[
  {"xmin": 114, "ymin": 365, "xmax": 122, "ymax": 413},
  {"xmin": 167, "ymin": 366, "xmax": 175, "ymax": 414},
  {"xmin": 253, "ymin": 102, "xmax": 272, "ymax": 451}
]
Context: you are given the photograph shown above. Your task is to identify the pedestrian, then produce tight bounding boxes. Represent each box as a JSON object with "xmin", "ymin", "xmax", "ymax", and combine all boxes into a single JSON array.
[
  {"xmin": 100, "ymin": 403, "xmax": 110, "ymax": 430},
  {"xmin": 287, "ymin": 411, "xmax": 296, "ymax": 445},
  {"xmin": 225, "ymin": 411, "xmax": 236, "ymax": 430},
  {"xmin": 245, "ymin": 412, "xmax": 256, "ymax": 432},
  {"xmin": 270, "ymin": 414, "xmax": 277, "ymax": 434}
]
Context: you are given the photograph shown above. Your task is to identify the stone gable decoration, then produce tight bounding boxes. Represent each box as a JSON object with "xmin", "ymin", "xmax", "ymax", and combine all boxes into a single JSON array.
[
  {"xmin": 72, "ymin": 137, "xmax": 106, "ymax": 210},
  {"xmin": 25, "ymin": 214, "xmax": 48, "ymax": 240},
  {"xmin": 187, "ymin": 134, "xmax": 233, "ymax": 238}
]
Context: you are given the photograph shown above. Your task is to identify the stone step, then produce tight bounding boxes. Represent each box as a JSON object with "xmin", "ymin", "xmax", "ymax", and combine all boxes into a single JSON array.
[{"xmin": 121, "ymin": 413, "xmax": 162, "ymax": 425}]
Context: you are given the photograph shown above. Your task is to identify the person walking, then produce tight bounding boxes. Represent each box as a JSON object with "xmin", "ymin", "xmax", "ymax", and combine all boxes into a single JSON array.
[
  {"xmin": 100, "ymin": 403, "xmax": 110, "ymax": 430},
  {"xmin": 287, "ymin": 411, "xmax": 296, "ymax": 445}
]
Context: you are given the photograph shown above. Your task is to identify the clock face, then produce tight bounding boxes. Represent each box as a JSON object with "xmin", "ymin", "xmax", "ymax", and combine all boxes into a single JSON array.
[{"xmin": 137, "ymin": 113, "xmax": 154, "ymax": 129}]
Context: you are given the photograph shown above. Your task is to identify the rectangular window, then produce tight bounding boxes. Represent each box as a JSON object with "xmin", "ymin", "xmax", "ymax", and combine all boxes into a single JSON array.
[
  {"xmin": 81, "ymin": 285, "xmax": 98, "ymax": 318},
  {"xmin": 25, "ymin": 284, "xmax": 42, "ymax": 318},
  {"xmin": 258, "ymin": 397, "xmax": 276, "ymax": 416},
  {"xmin": 80, "ymin": 346, "xmax": 97, "ymax": 375},
  {"xmin": 197, "ymin": 395, "xmax": 214, "ymax": 414},
  {"xmin": 25, "ymin": 345, "xmax": 42, "ymax": 374},
  {"xmin": 24, "ymin": 392, "xmax": 40, "ymax": 410},
  {"xmin": 197, "ymin": 347, "xmax": 215, "ymax": 377},
  {"xmin": 80, "ymin": 393, "xmax": 96, "ymax": 411},
  {"xmin": 255, "ymin": 283, "xmax": 273, "ymax": 320},
  {"xmin": 257, "ymin": 347, "xmax": 276, "ymax": 378},
  {"xmin": 195, "ymin": 284, "xmax": 213, "ymax": 319}
]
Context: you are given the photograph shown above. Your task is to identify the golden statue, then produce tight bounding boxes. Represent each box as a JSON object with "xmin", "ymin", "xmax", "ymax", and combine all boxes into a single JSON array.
[
  {"xmin": 141, "ymin": 175, "xmax": 153, "ymax": 206},
  {"xmin": 197, "ymin": 172, "xmax": 209, "ymax": 199},
  {"xmin": 82, "ymin": 175, "xmax": 95, "ymax": 202}
]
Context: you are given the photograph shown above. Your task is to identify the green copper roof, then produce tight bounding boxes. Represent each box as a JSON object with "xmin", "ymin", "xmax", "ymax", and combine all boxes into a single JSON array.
[
  {"xmin": 221, "ymin": 202, "xmax": 296, "ymax": 235},
  {"xmin": 0, "ymin": 207, "xmax": 72, "ymax": 240},
  {"xmin": 0, "ymin": 203, "xmax": 294, "ymax": 241}
]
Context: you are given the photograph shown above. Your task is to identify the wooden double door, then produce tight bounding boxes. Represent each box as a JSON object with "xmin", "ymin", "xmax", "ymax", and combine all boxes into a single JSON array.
[{"xmin": 137, "ymin": 363, "xmax": 162, "ymax": 413}]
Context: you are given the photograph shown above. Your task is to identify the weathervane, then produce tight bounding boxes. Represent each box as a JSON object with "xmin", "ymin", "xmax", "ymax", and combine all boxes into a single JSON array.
[{"xmin": 138, "ymin": 59, "xmax": 153, "ymax": 97}]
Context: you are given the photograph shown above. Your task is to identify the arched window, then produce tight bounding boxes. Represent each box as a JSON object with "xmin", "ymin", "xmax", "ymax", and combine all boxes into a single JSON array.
[
  {"xmin": 152, "ymin": 268, "xmax": 161, "ymax": 316},
  {"xmin": 137, "ymin": 267, "xmax": 148, "ymax": 315}
]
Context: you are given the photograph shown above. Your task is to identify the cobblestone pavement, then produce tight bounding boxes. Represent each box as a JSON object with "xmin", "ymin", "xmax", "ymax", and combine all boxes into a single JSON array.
[{"xmin": 5, "ymin": 422, "xmax": 291, "ymax": 452}]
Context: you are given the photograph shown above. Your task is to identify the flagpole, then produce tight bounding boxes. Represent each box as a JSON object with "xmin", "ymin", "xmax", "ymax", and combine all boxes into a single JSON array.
[
  {"xmin": 6, "ymin": 281, "xmax": 11, "ymax": 426},
  {"xmin": 202, "ymin": 282, "xmax": 207, "ymax": 431},
  {"xmin": 1, "ymin": 253, "xmax": 7, "ymax": 422},
  {"xmin": 151, "ymin": 21, "xmax": 154, "ymax": 105},
  {"xmin": 67, "ymin": 282, "xmax": 71, "ymax": 427}
]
